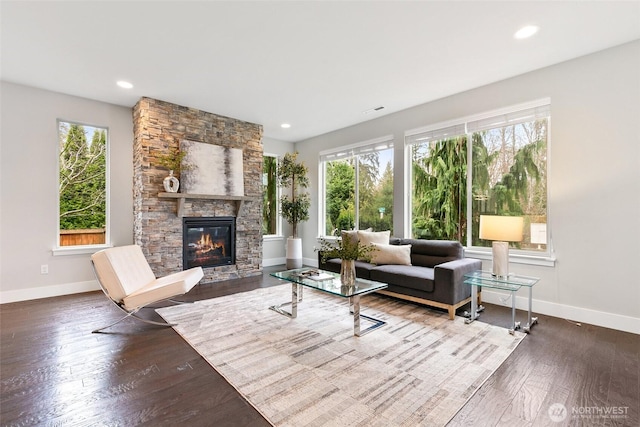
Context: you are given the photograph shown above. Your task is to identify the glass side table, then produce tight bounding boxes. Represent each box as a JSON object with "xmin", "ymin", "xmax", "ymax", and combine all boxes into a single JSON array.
[{"xmin": 463, "ymin": 271, "xmax": 539, "ymax": 334}]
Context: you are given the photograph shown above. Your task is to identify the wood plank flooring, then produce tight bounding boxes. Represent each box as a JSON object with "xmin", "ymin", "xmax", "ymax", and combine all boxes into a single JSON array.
[{"xmin": 1, "ymin": 269, "xmax": 638, "ymax": 426}]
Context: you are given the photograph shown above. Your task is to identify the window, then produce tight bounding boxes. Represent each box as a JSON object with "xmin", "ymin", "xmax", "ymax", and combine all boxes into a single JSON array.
[
  {"xmin": 320, "ymin": 136, "xmax": 394, "ymax": 236},
  {"xmin": 406, "ymin": 100, "xmax": 550, "ymax": 257},
  {"xmin": 58, "ymin": 121, "xmax": 108, "ymax": 247},
  {"xmin": 262, "ymin": 154, "xmax": 280, "ymax": 236}
]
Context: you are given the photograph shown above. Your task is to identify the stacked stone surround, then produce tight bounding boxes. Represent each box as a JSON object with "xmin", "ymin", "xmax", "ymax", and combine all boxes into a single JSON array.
[{"xmin": 133, "ymin": 97, "xmax": 263, "ymax": 283}]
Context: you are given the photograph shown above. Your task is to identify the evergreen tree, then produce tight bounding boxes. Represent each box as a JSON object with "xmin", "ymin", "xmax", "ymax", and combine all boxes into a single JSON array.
[{"xmin": 59, "ymin": 124, "xmax": 106, "ymax": 230}]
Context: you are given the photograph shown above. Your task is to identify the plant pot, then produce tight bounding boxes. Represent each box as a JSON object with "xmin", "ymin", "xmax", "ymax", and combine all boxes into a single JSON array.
[
  {"xmin": 340, "ymin": 259, "xmax": 356, "ymax": 286},
  {"xmin": 286, "ymin": 237, "xmax": 303, "ymax": 269}
]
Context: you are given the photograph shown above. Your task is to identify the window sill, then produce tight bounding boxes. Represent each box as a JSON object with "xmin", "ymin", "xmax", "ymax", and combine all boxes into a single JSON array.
[
  {"xmin": 464, "ymin": 248, "xmax": 556, "ymax": 267},
  {"xmin": 263, "ymin": 235, "xmax": 284, "ymax": 242},
  {"xmin": 52, "ymin": 244, "xmax": 113, "ymax": 256}
]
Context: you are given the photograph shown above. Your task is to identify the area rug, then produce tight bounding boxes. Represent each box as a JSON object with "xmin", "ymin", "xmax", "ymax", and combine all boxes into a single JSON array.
[{"xmin": 156, "ymin": 285, "xmax": 525, "ymax": 426}]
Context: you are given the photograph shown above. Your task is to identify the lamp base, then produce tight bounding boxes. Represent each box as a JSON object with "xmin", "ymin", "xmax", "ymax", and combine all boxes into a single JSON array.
[{"xmin": 491, "ymin": 241, "xmax": 510, "ymax": 278}]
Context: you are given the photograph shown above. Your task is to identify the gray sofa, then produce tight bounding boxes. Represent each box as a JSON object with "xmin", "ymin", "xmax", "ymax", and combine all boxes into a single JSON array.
[{"xmin": 318, "ymin": 238, "xmax": 481, "ymax": 319}]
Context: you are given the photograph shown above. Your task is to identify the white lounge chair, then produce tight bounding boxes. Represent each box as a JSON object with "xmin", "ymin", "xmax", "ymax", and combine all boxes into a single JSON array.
[{"xmin": 91, "ymin": 244, "xmax": 203, "ymax": 333}]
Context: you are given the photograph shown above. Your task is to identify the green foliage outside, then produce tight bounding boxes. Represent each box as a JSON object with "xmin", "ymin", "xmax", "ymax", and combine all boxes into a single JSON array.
[
  {"xmin": 411, "ymin": 120, "xmax": 547, "ymax": 250},
  {"xmin": 59, "ymin": 123, "xmax": 106, "ymax": 230},
  {"xmin": 324, "ymin": 150, "xmax": 394, "ymax": 235},
  {"xmin": 262, "ymin": 156, "xmax": 278, "ymax": 235}
]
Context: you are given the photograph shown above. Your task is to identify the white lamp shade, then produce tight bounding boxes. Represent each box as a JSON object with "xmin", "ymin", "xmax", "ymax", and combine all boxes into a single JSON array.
[{"xmin": 479, "ymin": 215, "xmax": 524, "ymax": 242}]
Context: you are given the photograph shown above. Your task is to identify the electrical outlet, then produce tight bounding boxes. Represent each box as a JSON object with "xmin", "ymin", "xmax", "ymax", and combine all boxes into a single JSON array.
[{"xmin": 40, "ymin": 265, "xmax": 48, "ymax": 274}]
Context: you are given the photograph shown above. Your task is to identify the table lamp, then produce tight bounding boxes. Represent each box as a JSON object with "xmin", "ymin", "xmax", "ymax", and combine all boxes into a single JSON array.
[{"xmin": 479, "ymin": 215, "xmax": 523, "ymax": 278}]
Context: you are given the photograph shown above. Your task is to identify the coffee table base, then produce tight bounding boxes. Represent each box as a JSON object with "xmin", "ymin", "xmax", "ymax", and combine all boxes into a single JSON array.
[{"xmin": 270, "ymin": 283, "xmax": 386, "ymax": 336}]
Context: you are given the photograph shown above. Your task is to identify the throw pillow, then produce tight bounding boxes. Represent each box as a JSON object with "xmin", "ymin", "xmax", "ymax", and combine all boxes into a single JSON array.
[
  {"xmin": 356, "ymin": 230, "xmax": 391, "ymax": 261},
  {"xmin": 341, "ymin": 230, "xmax": 358, "ymax": 246},
  {"xmin": 370, "ymin": 243, "xmax": 412, "ymax": 265},
  {"xmin": 356, "ymin": 230, "xmax": 390, "ymax": 246}
]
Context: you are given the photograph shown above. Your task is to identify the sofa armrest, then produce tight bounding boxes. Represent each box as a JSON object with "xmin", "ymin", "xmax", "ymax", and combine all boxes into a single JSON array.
[{"xmin": 433, "ymin": 258, "xmax": 482, "ymax": 304}]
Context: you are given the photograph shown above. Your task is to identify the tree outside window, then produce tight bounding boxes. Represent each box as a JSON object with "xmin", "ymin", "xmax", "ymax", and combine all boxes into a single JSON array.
[
  {"xmin": 262, "ymin": 155, "xmax": 279, "ymax": 236},
  {"xmin": 408, "ymin": 102, "xmax": 549, "ymax": 254},
  {"xmin": 58, "ymin": 121, "xmax": 107, "ymax": 246},
  {"xmin": 322, "ymin": 143, "xmax": 393, "ymax": 236}
]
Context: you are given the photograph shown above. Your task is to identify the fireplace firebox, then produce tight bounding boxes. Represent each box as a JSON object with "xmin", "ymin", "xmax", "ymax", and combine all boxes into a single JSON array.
[{"xmin": 183, "ymin": 217, "xmax": 235, "ymax": 269}]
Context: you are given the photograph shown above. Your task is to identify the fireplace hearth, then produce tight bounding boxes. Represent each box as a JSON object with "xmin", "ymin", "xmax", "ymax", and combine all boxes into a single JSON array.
[{"xmin": 183, "ymin": 217, "xmax": 235, "ymax": 269}]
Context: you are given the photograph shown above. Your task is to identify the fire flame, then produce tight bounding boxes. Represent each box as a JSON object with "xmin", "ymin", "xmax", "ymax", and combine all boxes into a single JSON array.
[{"xmin": 196, "ymin": 232, "xmax": 225, "ymax": 256}]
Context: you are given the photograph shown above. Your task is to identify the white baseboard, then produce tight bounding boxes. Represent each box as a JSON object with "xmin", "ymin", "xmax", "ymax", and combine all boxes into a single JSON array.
[
  {"xmin": 0, "ymin": 280, "xmax": 100, "ymax": 304},
  {"xmin": 481, "ymin": 290, "xmax": 640, "ymax": 335},
  {"xmin": 263, "ymin": 257, "xmax": 317, "ymax": 268},
  {"xmin": 262, "ymin": 257, "xmax": 286, "ymax": 267}
]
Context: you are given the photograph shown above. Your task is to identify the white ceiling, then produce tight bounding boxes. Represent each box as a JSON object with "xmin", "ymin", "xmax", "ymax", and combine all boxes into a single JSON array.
[{"xmin": 2, "ymin": 1, "xmax": 639, "ymax": 142}]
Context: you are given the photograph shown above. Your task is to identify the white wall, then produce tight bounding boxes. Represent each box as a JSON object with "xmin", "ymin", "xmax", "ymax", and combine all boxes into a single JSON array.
[
  {"xmin": 262, "ymin": 136, "xmax": 295, "ymax": 266},
  {"xmin": 0, "ymin": 84, "xmax": 295, "ymax": 300},
  {"xmin": 0, "ymin": 82, "xmax": 134, "ymax": 302},
  {"xmin": 294, "ymin": 41, "xmax": 640, "ymax": 334}
]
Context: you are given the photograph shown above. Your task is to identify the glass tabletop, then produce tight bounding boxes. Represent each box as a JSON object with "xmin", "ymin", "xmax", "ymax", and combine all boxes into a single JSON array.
[
  {"xmin": 463, "ymin": 270, "xmax": 539, "ymax": 291},
  {"xmin": 271, "ymin": 268, "xmax": 387, "ymax": 298}
]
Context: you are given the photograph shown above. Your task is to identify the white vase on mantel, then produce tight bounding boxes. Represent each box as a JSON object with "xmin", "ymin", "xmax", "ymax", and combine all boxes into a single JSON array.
[
  {"xmin": 286, "ymin": 237, "xmax": 303, "ymax": 269},
  {"xmin": 163, "ymin": 170, "xmax": 180, "ymax": 193}
]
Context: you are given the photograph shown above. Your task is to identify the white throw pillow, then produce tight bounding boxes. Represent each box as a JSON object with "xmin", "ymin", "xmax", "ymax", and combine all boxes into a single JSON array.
[
  {"xmin": 370, "ymin": 243, "xmax": 412, "ymax": 265},
  {"xmin": 357, "ymin": 230, "xmax": 390, "ymax": 246}
]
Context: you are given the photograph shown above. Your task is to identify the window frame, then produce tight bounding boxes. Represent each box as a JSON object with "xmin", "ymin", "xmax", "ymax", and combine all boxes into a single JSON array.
[
  {"xmin": 262, "ymin": 152, "xmax": 282, "ymax": 240},
  {"xmin": 54, "ymin": 119, "xmax": 111, "ymax": 256},
  {"xmin": 404, "ymin": 99, "xmax": 555, "ymax": 266},
  {"xmin": 318, "ymin": 135, "xmax": 394, "ymax": 238}
]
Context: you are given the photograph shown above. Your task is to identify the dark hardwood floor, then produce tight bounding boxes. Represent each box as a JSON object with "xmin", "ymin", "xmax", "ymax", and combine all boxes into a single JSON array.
[{"xmin": 1, "ymin": 268, "xmax": 638, "ymax": 426}]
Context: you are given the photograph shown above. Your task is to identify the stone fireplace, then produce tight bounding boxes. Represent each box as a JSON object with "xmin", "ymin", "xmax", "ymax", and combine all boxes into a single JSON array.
[{"xmin": 133, "ymin": 97, "xmax": 263, "ymax": 283}]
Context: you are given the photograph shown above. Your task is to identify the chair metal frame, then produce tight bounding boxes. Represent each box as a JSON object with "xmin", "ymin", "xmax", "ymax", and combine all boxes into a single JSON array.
[{"xmin": 91, "ymin": 260, "xmax": 192, "ymax": 333}]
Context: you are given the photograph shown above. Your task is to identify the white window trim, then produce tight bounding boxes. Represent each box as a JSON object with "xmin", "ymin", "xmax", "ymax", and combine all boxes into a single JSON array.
[{"xmin": 55, "ymin": 119, "xmax": 110, "ymax": 254}]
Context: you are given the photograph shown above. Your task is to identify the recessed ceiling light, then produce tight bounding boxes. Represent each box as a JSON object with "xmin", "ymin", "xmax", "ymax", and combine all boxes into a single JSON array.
[
  {"xmin": 514, "ymin": 25, "xmax": 539, "ymax": 40},
  {"xmin": 281, "ymin": 123, "xmax": 291, "ymax": 129},
  {"xmin": 362, "ymin": 106, "xmax": 385, "ymax": 115},
  {"xmin": 116, "ymin": 80, "xmax": 134, "ymax": 89}
]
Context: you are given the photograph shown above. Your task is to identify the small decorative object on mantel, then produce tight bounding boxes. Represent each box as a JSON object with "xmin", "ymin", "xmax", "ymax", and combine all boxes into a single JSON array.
[
  {"xmin": 318, "ymin": 236, "xmax": 374, "ymax": 286},
  {"xmin": 157, "ymin": 146, "xmax": 189, "ymax": 193},
  {"xmin": 163, "ymin": 170, "xmax": 180, "ymax": 193}
]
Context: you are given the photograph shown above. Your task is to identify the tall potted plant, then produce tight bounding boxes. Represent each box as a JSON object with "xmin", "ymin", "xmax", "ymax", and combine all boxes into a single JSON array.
[{"xmin": 277, "ymin": 152, "xmax": 310, "ymax": 269}]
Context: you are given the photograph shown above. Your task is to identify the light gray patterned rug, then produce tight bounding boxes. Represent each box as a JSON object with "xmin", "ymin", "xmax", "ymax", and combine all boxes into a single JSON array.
[{"xmin": 156, "ymin": 285, "xmax": 525, "ymax": 426}]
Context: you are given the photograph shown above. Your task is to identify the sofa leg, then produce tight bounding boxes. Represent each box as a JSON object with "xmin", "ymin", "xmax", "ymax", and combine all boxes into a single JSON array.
[{"xmin": 448, "ymin": 307, "xmax": 455, "ymax": 320}]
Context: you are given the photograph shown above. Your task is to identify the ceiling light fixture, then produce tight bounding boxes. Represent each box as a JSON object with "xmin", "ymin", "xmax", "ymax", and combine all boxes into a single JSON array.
[
  {"xmin": 281, "ymin": 123, "xmax": 291, "ymax": 129},
  {"xmin": 116, "ymin": 80, "xmax": 134, "ymax": 89},
  {"xmin": 362, "ymin": 106, "xmax": 385, "ymax": 115},
  {"xmin": 514, "ymin": 25, "xmax": 539, "ymax": 40}
]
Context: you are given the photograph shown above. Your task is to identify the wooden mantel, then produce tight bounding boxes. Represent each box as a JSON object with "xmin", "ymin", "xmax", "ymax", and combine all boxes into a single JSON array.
[{"xmin": 158, "ymin": 192, "xmax": 253, "ymax": 217}]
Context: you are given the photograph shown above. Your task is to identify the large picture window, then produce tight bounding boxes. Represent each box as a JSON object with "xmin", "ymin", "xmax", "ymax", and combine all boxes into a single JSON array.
[
  {"xmin": 58, "ymin": 121, "xmax": 108, "ymax": 247},
  {"xmin": 407, "ymin": 100, "xmax": 550, "ymax": 256},
  {"xmin": 320, "ymin": 136, "xmax": 394, "ymax": 236}
]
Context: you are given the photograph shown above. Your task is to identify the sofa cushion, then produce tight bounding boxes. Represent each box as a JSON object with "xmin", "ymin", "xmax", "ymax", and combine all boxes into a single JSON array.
[
  {"xmin": 399, "ymin": 239, "xmax": 463, "ymax": 268},
  {"xmin": 370, "ymin": 264, "xmax": 435, "ymax": 293},
  {"xmin": 370, "ymin": 243, "xmax": 412, "ymax": 265}
]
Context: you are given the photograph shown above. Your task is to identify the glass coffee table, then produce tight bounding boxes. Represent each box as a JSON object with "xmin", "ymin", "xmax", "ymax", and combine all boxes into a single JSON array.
[
  {"xmin": 464, "ymin": 271, "xmax": 539, "ymax": 335},
  {"xmin": 270, "ymin": 268, "xmax": 388, "ymax": 336}
]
